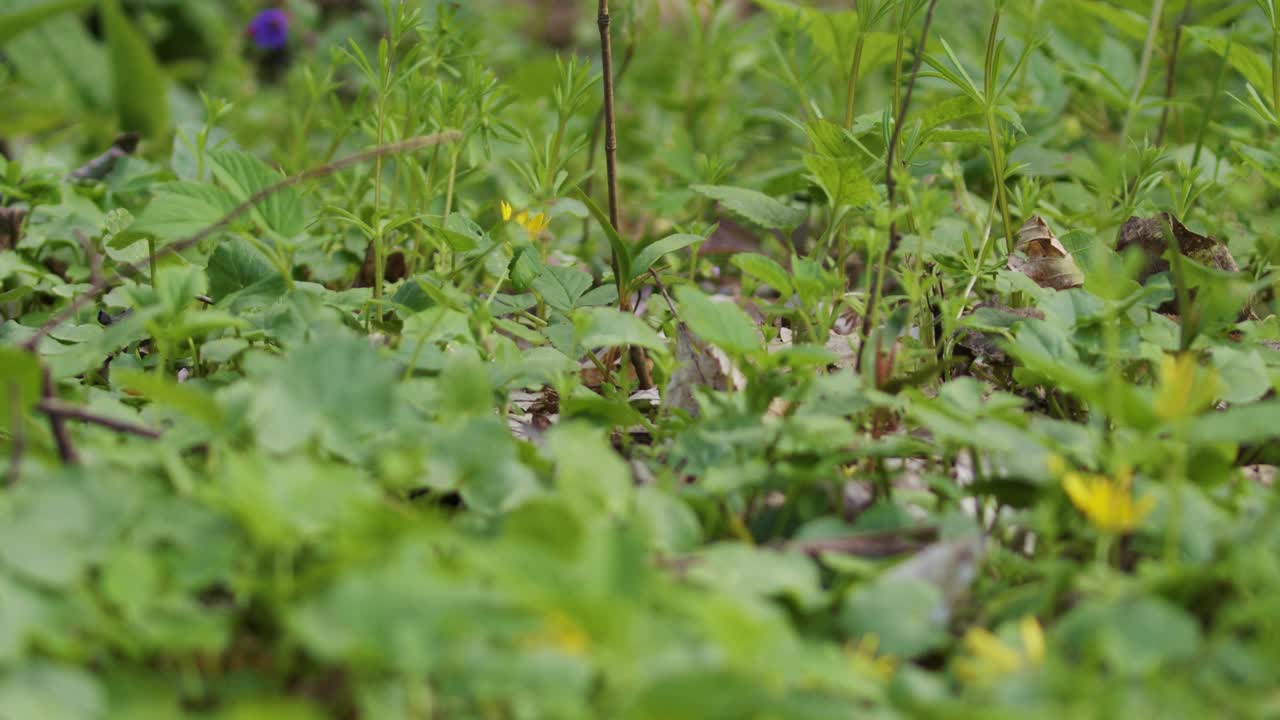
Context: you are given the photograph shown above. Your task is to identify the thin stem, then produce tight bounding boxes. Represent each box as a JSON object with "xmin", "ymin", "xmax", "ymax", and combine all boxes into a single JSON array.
[
  {"xmin": 1193, "ymin": 30, "xmax": 1233, "ymax": 170},
  {"xmin": 981, "ymin": 7, "xmax": 1016, "ymax": 255},
  {"xmin": 1156, "ymin": 0, "xmax": 1193, "ymax": 147},
  {"xmin": 843, "ymin": 34, "xmax": 867, "ymax": 129},
  {"xmin": 857, "ymin": 0, "xmax": 939, "ymax": 371},
  {"xmin": 1122, "ymin": 0, "xmax": 1166, "ymax": 139},
  {"xmin": 598, "ymin": 0, "xmax": 654, "ymax": 390},
  {"xmin": 37, "ymin": 398, "xmax": 162, "ymax": 439},
  {"xmin": 42, "ymin": 367, "xmax": 77, "ymax": 465},
  {"xmin": 23, "ymin": 132, "xmax": 461, "ymax": 352}
]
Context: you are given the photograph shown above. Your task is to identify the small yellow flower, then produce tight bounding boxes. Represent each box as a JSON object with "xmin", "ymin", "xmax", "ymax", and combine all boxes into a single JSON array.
[
  {"xmin": 846, "ymin": 634, "xmax": 897, "ymax": 680},
  {"xmin": 521, "ymin": 610, "xmax": 590, "ymax": 656},
  {"xmin": 500, "ymin": 200, "xmax": 513, "ymax": 221},
  {"xmin": 1062, "ymin": 469, "xmax": 1154, "ymax": 534},
  {"xmin": 1153, "ymin": 352, "xmax": 1219, "ymax": 421},
  {"xmin": 520, "ymin": 211, "xmax": 550, "ymax": 235},
  {"xmin": 955, "ymin": 616, "xmax": 1044, "ymax": 686}
]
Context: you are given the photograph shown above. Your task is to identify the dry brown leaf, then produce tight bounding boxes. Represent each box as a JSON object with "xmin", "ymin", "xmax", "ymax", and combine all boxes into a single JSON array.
[
  {"xmin": 1116, "ymin": 212, "xmax": 1238, "ymax": 282},
  {"xmin": 1006, "ymin": 216, "xmax": 1084, "ymax": 290},
  {"xmin": 664, "ymin": 324, "xmax": 734, "ymax": 417}
]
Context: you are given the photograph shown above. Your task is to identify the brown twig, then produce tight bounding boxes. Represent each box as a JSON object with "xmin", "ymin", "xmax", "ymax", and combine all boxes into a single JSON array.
[
  {"xmin": 857, "ymin": 0, "xmax": 939, "ymax": 372},
  {"xmin": 1156, "ymin": 0, "xmax": 1193, "ymax": 147},
  {"xmin": 598, "ymin": 0, "xmax": 654, "ymax": 390},
  {"xmin": 580, "ymin": 41, "xmax": 636, "ymax": 251},
  {"xmin": 42, "ymin": 367, "xmax": 78, "ymax": 464},
  {"xmin": 23, "ymin": 132, "xmax": 461, "ymax": 352},
  {"xmin": 37, "ymin": 398, "xmax": 163, "ymax": 439}
]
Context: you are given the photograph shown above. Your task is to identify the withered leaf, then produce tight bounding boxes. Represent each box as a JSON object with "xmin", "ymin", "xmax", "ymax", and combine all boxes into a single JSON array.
[
  {"xmin": 0, "ymin": 207, "xmax": 26, "ymax": 250},
  {"xmin": 1006, "ymin": 216, "xmax": 1084, "ymax": 291},
  {"xmin": 1117, "ymin": 212, "xmax": 1238, "ymax": 282}
]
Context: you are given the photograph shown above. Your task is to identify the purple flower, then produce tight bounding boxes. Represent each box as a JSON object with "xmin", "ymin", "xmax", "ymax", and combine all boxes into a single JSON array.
[{"xmin": 247, "ymin": 8, "xmax": 289, "ymax": 51}]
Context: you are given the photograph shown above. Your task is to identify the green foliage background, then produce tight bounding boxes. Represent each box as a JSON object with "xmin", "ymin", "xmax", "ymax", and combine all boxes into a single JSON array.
[{"xmin": 3, "ymin": 0, "xmax": 1280, "ymax": 717}]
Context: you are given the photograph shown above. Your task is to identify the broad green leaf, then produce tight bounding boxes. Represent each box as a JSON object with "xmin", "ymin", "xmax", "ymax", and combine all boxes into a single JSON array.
[
  {"xmin": 687, "ymin": 543, "xmax": 826, "ymax": 611},
  {"xmin": 804, "ymin": 153, "xmax": 876, "ymax": 210},
  {"xmin": 675, "ymin": 286, "xmax": 762, "ymax": 355},
  {"xmin": 208, "ymin": 149, "xmax": 305, "ymax": 237},
  {"xmin": 691, "ymin": 184, "xmax": 806, "ymax": 230},
  {"xmin": 0, "ymin": 0, "xmax": 91, "ymax": 45},
  {"xmin": 206, "ymin": 236, "xmax": 276, "ymax": 300},
  {"xmin": 547, "ymin": 423, "xmax": 631, "ymax": 515},
  {"xmin": 1190, "ymin": 400, "xmax": 1280, "ymax": 445},
  {"xmin": 0, "ymin": 346, "xmax": 40, "ymax": 431},
  {"xmin": 731, "ymin": 253, "xmax": 793, "ymax": 295},
  {"xmin": 533, "ymin": 265, "xmax": 594, "ymax": 313},
  {"xmin": 575, "ymin": 307, "xmax": 666, "ymax": 352},
  {"xmin": 113, "ymin": 369, "xmax": 223, "ymax": 427},
  {"xmin": 630, "ymin": 233, "xmax": 701, "ymax": 280},
  {"xmin": 101, "ymin": 0, "xmax": 169, "ymax": 137},
  {"xmin": 841, "ymin": 577, "xmax": 946, "ymax": 657},
  {"xmin": 128, "ymin": 185, "xmax": 238, "ymax": 245}
]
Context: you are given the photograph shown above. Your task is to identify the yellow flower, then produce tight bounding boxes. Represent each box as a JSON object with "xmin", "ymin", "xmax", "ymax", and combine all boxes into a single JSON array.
[
  {"xmin": 1153, "ymin": 352, "xmax": 1219, "ymax": 421},
  {"xmin": 520, "ymin": 211, "xmax": 550, "ymax": 235},
  {"xmin": 954, "ymin": 616, "xmax": 1044, "ymax": 686},
  {"xmin": 1062, "ymin": 469, "xmax": 1154, "ymax": 534},
  {"xmin": 521, "ymin": 610, "xmax": 590, "ymax": 656},
  {"xmin": 500, "ymin": 200, "xmax": 513, "ymax": 221},
  {"xmin": 846, "ymin": 634, "xmax": 897, "ymax": 681}
]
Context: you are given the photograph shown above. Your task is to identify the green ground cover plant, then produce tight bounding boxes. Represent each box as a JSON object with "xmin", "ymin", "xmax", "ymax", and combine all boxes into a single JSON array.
[{"xmin": 3, "ymin": 0, "xmax": 1280, "ymax": 717}]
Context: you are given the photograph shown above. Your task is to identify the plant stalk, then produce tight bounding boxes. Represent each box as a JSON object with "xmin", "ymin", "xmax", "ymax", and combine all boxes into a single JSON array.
[
  {"xmin": 857, "ymin": 0, "xmax": 939, "ymax": 371},
  {"xmin": 598, "ymin": 0, "xmax": 654, "ymax": 389}
]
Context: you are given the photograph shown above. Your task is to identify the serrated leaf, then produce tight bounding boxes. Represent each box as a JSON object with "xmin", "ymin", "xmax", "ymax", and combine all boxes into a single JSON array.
[
  {"xmin": 691, "ymin": 184, "xmax": 806, "ymax": 230},
  {"xmin": 533, "ymin": 265, "xmax": 594, "ymax": 313},
  {"xmin": 208, "ymin": 150, "xmax": 304, "ymax": 237}
]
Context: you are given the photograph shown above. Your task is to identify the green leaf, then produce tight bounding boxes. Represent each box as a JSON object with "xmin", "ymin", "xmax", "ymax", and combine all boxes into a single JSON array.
[
  {"xmin": 533, "ymin": 265, "xmax": 594, "ymax": 313},
  {"xmin": 687, "ymin": 543, "xmax": 826, "ymax": 611},
  {"xmin": 575, "ymin": 307, "xmax": 667, "ymax": 352},
  {"xmin": 674, "ymin": 286, "xmax": 762, "ymax": 355},
  {"xmin": 547, "ymin": 423, "xmax": 631, "ymax": 515},
  {"xmin": 113, "ymin": 369, "xmax": 224, "ymax": 427},
  {"xmin": 575, "ymin": 190, "xmax": 632, "ymax": 284},
  {"xmin": 1190, "ymin": 400, "xmax": 1280, "ymax": 445},
  {"xmin": 630, "ymin": 233, "xmax": 702, "ymax": 280},
  {"xmin": 0, "ymin": 0, "xmax": 92, "ymax": 46},
  {"xmin": 841, "ymin": 578, "xmax": 946, "ymax": 657},
  {"xmin": 249, "ymin": 333, "xmax": 398, "ymax": 459},
  {"xmin": 1188, "ymin": 26, "xmax": 1270, "ymax": 93},
  {"xmin": 206, "ymin": 236, "xmax": 276, "ymax": 300},
  {"xmin": 0, "ymin": 346, "xmax": 40, "ymax": 431},
  {"xmin": 129, "ymin": 185, "xmax": 238, "ymax": 245},
  {"xmin": 731, "ymin": 253, "xmax": 793, "ymax": 295},
  {"xmin": 101, "ymin": 0, "xmax": 169, "ymax": 137},
  {"xmin": 208, "ymin": 150, "xmax": 304, "ymax": 237},
  {"xmin": 691, "ymin": 184, "xmax": 806, "ymax": 230}
]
